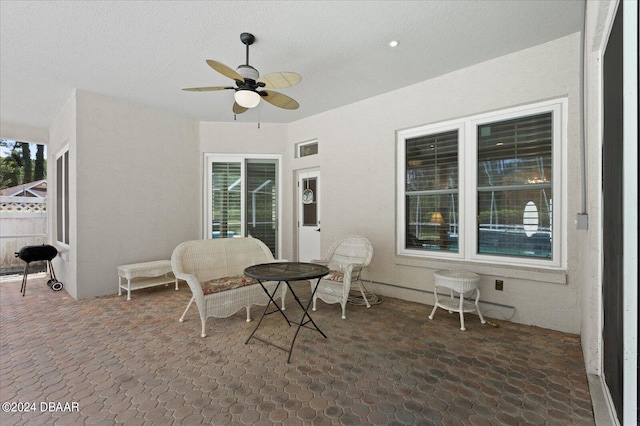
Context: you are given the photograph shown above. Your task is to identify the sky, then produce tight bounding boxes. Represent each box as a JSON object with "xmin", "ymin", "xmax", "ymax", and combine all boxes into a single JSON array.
[{"xmin": 0, "ymin": 140, "xmax": 46, "ymax": 159}]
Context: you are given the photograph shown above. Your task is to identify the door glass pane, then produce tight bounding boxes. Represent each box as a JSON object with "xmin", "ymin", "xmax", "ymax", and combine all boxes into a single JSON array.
[
  {"xmin": 302, "ymin": 178, "xmax": 317, "ymax": 226},
  {"xmin": 212, "ymin": 162, "xmax": 241, "ymax": 238},
  {"xmin": 246, "ymin": 160, "xmax": 277, "ymax": 255}
]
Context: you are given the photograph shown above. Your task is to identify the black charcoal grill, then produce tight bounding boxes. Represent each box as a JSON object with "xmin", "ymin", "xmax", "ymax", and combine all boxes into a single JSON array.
[{"xmin": 15, "ymin": 245, "xmax": 63, "ymax": 296}]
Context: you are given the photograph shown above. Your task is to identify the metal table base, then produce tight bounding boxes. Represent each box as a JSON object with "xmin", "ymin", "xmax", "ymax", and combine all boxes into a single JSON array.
[{"xmin": 244, "ymin": 262, "xmax": 329, "ymax": 363}]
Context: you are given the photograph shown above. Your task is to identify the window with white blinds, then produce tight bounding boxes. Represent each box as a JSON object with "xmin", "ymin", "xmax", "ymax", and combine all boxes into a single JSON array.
[
  {"xmin": 477, "ymin": 112, "xmax": 553, "ymax": 259},
  {"xmin": 405, "ymin": 129, "xmax": 459, "ymax": 252},
  {"xmin": 397, "ymin": 99, "xmax": 565, "ymax": 269},
  {"xmin": 245, "ymin": 160, "xmax": 277, "ymax": 254},
  {"xmin": 206, "ymin": 154, "xmax": 280, "ymax": 257},
  {"xmin": 211, "ymin": 162, "xmax": 242, "ymax": 239}
]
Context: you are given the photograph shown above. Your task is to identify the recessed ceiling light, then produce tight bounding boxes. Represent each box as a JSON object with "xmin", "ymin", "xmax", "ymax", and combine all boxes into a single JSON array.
[{"xmin": 389, "ymin": 40, "xmax": 399, "ymax": 48}]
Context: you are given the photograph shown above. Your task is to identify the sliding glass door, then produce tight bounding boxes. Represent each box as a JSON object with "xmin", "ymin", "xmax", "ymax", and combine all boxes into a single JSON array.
[{"xmin": 205, "ymin": 154, "xmax": 280, "ymax": 257}]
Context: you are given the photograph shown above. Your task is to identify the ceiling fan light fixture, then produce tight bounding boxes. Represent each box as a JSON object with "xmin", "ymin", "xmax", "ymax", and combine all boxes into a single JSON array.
[{"xmin": 234, "ymin": 90, "xmax": 261, "ymax": 108}]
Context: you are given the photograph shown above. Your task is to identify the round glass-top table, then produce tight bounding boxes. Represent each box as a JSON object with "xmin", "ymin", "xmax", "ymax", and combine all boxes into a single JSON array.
[
  {"xmin": 244, "ymin": 262, "xmax": 329, "ymax": 282},
  {"xmin": 244, "ymin": 262, "xmax": 330, "ymax": 363}
]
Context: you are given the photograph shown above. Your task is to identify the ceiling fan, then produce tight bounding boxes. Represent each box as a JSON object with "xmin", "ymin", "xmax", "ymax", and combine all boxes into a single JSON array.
[{"xmin": 182, "ymin": 32, "xmax": 301, "ymax": 115}]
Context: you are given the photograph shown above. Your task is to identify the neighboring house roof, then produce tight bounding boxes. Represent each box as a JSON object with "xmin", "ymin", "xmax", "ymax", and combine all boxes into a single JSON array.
[{"xmin": 0, "ymin": 180, "xmax": 47, "ymax": 198}]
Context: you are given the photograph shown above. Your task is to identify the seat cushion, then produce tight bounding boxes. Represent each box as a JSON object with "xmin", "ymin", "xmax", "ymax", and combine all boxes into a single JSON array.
[
  {"xmin": 325, "ymin": 271, "xmax": 344, "ymax": 282},
  {"xmin": 201, "ymin": 276, "xmax": 258, "ymax": 295}
]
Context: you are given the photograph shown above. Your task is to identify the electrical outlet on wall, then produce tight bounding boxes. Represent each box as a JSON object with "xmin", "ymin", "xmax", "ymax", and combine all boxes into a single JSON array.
[{"xmin": 495, "ymin": 280, "xmax": 504, "ymax": 291}]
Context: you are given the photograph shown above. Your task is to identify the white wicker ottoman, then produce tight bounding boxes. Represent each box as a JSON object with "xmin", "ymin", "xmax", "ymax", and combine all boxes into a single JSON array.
[
  {"xmin": 428, "ymin": 270, "xmax": 486, "ymax": 330},
  {"xmin": 117, "ymin": 260, "xmax": 178, "ymax": 301}
]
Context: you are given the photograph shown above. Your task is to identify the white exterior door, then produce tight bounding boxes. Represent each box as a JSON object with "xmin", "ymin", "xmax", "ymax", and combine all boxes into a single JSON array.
[{"xmin": 297, "ymin": 170, "xmax": 321, "ymax": 262}]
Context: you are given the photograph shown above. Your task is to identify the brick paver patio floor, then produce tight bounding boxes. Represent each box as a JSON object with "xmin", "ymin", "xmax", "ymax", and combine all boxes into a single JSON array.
[{"xmin": 0, "ymin": 274, "xmax": 594, "ymax": 425}]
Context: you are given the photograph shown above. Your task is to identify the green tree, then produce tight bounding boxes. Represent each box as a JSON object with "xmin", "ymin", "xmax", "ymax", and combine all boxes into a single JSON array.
[
  {"xmin": 1, "ymin": 139, "xmax": 23, "ymax": 189},
  {"xmin": 20, "ymin": 142, "xmax": 32, "ymax": 183},
  {"xmin": 0, "ymin": 139, "xmax": 45, "ymax": 190},
  {"xmin": 0, "ymin": 156, "xmax": 21, "ymax": 188},
  {"xmin": 34, "ymin": 144, "xmax": 46, "ymax": 180}
]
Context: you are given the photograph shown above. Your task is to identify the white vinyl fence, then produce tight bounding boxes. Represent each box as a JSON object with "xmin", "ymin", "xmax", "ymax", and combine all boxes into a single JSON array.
[{"xmin": 0, "ymin": 196, "xmax": 47, "ymax": 275}]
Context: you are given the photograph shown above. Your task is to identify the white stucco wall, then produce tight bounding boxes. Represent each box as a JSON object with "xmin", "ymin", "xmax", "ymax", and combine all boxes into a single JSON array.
[
  {"xmin": 71, "ymin": 91, "xmax": 200, "ymax": 299},
  {"xmin": 47, "ymin": 91, "xmax": 78, "ymax": 298},
  {"xmin": 199, "ymin": 121, "xmax": 287, "ymax": 155},
  {"xmin": 286, "ymin": 33, "xmax": 583, "ymax": 334}
]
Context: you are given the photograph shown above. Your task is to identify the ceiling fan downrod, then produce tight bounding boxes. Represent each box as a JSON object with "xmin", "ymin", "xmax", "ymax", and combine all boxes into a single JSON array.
[{"xmin": 240, "ymin": 32, "xmax": 255, "ymax": 66}]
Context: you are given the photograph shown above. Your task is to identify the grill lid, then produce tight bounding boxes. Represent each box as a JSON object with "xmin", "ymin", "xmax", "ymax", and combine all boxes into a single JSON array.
[{"xmin": 15, "ymin": 245, "xmax": 58, "ymax": 263}]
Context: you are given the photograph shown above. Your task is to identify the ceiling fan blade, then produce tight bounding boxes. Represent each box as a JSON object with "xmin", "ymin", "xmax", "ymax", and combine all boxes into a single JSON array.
[
  {"xmin": 261, "ymin": 90, "xmax": 300, "ymax": 110},
  {"xmin": 258, "ymin": 72, "xmax": 302, "ymax": 89},
  {"xmin": 206, "ymin": 60, "xmax": 244, "ymax": 82},
  {"xmin": 233, "ymin": 102, "xmax": 248, "ymax": 114},
  {"xmin": 182, "ymin": 86, "xmax": 234, "ymax": 92}
]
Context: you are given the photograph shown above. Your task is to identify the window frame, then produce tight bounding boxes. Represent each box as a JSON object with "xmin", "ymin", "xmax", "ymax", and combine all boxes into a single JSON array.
[
  {"xmin": 55, "ymin": 146, "xmax": 70, "ymax": 247},
  {"xmin": 203, "ymin": 153, "xmax": 282, "ymax": 258},
  {"xmin": 397, "ymin": 120, "xmax": 466, "ymax": 261},
  {"xmin": 397, "ymin": 98, "xmax": 567, "ymax": 270}
]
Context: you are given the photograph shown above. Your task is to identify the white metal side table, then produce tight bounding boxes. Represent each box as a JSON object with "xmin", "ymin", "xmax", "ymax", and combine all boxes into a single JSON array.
[{"xmin": 428, "ymin": 270, "xmax": 486, "ymax": 330}]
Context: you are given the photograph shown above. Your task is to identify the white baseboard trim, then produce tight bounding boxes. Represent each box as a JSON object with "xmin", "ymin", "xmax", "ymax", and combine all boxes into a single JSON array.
[{"xmin": 587, "ymin": 374, "xmax": 619, "ymax": 426}]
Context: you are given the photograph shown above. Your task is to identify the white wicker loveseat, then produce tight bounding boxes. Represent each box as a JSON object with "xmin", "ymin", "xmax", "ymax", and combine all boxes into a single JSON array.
[{"xmin": 171, "ymin": 238, "xmax": 286, "ymax": 337}]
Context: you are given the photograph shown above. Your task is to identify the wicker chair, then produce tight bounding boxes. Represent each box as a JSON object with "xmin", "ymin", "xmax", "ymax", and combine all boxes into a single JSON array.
[
  {"xmin": 311, "ymin": 235, "xmax": 373, "ymax": 319},
  {"xmin": 171, "ymin": 238, "xmax": 286, "ymax": 337}
]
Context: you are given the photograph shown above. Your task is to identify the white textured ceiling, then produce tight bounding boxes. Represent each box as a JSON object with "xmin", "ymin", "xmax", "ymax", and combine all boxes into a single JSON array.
[{"xmin": 0, "ymin": 0, "xmax": 584, "ymax": 130}]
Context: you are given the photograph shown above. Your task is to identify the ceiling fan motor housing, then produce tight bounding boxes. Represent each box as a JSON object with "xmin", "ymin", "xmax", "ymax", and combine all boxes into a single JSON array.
[{"xmin": 236, "ymin": 64, "xmax": 259, "ymax": 81}]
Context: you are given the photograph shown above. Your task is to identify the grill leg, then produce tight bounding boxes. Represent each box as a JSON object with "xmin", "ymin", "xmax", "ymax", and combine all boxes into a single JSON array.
[
  {"xmin": 20, "ymin": 263, "xmax": 30, "ymax": 296},
  {"xmin": 47, "ymin": 260, "xmax": 57, "ymax": 282},
  {"xmin": 46, "ymin": 260, "xmax": 64, "ymax": 291}
]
